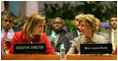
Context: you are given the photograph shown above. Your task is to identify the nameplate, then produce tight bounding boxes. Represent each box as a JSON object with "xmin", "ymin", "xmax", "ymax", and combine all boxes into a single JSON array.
[
  {"xmin": 14, "ymin": 43, "xmax": 46, "ymax": 54},
  {"xmin": 80, "ymin": 44, "xmax": 112, "ymax": 54}
]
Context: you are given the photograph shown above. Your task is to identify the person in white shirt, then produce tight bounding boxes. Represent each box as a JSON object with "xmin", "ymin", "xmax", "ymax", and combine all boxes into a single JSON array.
[
  {"xmin": 64, "ymin": 13, "xmax": 84, "ymax": 49},
  {"xmin": 1, "ymin": 10, "xmax": 19, "ymax": 54},
  {"xmin": 102, "ymin": 14, "xmax": 117, "ymax": 54},
  {"xmin": 1, "ymin": 10, "xmax": 15, "ymax": 39},
  {"xmin": 46, "ymin": 17, "xmax": 69, "ymax": 53}
]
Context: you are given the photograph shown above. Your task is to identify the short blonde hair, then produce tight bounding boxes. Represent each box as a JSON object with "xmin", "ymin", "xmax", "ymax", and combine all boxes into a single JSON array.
[
  {"xmin": 74, "ymin": 13, "xmax": 84, "ymax": 20},
  {"xmin": 78, "ymin": 14, "xmax": 96, "ymax": 32},
  {"xmin": 22, "ymin": 13, "xmax": 45, "ymax": 40}
]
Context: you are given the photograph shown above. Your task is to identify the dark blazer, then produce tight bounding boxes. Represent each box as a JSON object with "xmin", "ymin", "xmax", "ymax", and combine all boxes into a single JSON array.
[
  {"xmin": 64, "ymin": 30, "xmax": 81, "ymax": 53},
  {"xmin": 65, "ymin": 30, "xmax": 79, "ymax": 41},
  {"xmin": 46, "ymin": 30, "xmax": 69, "ymax": 53},
  {"xmin": 65, "ymin": 30, "xmax": 81, "ymax": 44}
]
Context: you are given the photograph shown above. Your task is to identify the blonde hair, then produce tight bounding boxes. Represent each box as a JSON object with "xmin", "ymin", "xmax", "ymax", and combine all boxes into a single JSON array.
[
  {"xmin": 95, "ymin": 18, "xmax": 101, "ymax": 24},
  {"xmin": 78, "ymin": 14, "xmax": 96, "ymax": 32},
  {"xmin": 22, "ymin": 13, "xmax": 45, "ymax": 40},
  {"xmin": 75, "ymin": 13, "xmax": 84, "ymax": 19}
]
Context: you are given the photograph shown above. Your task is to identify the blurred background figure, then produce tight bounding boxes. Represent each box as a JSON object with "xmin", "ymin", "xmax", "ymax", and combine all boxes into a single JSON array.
[
  {"xmin": 95, "ymin": 18, "xmax": 110, "ymax": 44},
  {"xmin": 1, "ymin": 10, "xmax": 21, "ymax": 54},
  {"xmin": 94, "ymin": 18, "xmax": 111, "ymax": 44},
  {"xmin": 46, "ymin": 17, "xmax": 69, "ymax": 54},
  {"xmin": 65, "ymin": 13, "xmax": 84, "ymax": 43},
  {"xmin": 95, "ymin": 18, "xmax": 101, "ymax": 33},
  {"xmin": 63, "ymin": 13, "xmax": 84, "ymax": 53},
  {"xmin": 1, "ymin": 10, "xmax": 14, "ymax": 39},
  {"xmin": 8, "ymin": 13, "xmax": 54, "ymax": 54},
  {"xmin": 102, "ymin": 14, "xmax": 117, "ymax": 54},
  {"xmin": 67, "ymin": 14, "xmax": 107, "ymax": 55}
]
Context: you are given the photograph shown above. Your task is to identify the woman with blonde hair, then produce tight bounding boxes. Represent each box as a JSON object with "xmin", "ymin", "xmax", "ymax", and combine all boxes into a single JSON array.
[
  {"xmin": 8, "ymin": 13, "xmax": 54, "ymax": 54},
  {"xmin": 67, "ymin": 14, "xmax": 107, "ymax": 55}
]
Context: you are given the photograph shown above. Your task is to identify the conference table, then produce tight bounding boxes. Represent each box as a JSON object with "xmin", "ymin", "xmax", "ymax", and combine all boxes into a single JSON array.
[
  {"xmin": 1, "ymin": 54, "xmax": 117, "ymax": 60},
  {"xmin": 66, "ymin": 55, "xmax": 117, "ymax": 60}
]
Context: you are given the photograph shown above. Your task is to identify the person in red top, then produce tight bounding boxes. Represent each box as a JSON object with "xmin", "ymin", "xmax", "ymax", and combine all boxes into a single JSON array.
[{"xmin": 8, "ymin": 13, "xmax": 55, "ymax": 54}]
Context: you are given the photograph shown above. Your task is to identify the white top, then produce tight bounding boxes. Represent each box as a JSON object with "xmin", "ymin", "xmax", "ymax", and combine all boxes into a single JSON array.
[
  {"xmin": 1, "ymin": 27, "xmax": 15, "ymax": 39},
  {"xmin": 111, "ymin": 29, "xmax": 117, "ymax": 50},
  {"xmin": 77, "ymin": 30, "xmax": 81, "ymax": 36},
  {"xmin": 51, "ymin": 30, "xmax": 60, "ymax": 38}
]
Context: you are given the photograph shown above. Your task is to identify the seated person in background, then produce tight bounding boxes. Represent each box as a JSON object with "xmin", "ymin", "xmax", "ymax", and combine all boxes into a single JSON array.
[
  {"xmin": 8, "ymin": 13, "xmax": 54, "ymax": 54},
  {"xmin": 95, "ymin": 18, "xmax": 110, "ymax": 43},
  {"xmin": 1, "ymin": 10, "xmax": 21, "ymax": 54},
  {"xmin": 65, "ymin": 13, "xmax": 84, "ymax": 46},
  {"xmin": 102, "ymin": 14, "xmax": 117, "ymax": 54},
  {"xmin": 46, "ymin": 17, "xmax": 69, "ymax": 53},
  {"xmin": 67, "ymin": 14, "xmax": 107, "ymax": 55},
  {"xmin": 95, "ymin": 18, "xmax": 101, "ymax": 34}
]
